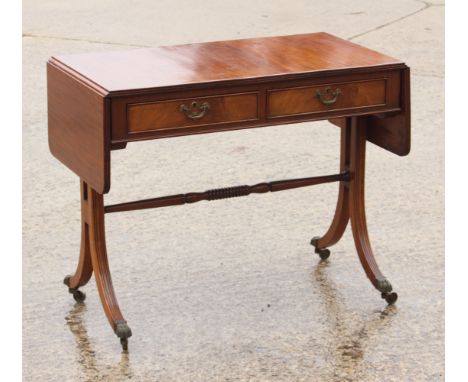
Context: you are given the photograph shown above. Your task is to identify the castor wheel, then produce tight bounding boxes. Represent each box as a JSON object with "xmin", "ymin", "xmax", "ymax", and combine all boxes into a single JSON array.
[
  {"xmin": 381, "ymin": 292, "xmax": 398, "ymax": 305},
  {"xmin": 115, "ymin": 321, "xmax": 132, "ymax": 351},
  {"xmin": 120, "ymin": 338, "xmax": 128, "ymax": 351},
  {"xmin": 71, "ymin": 289, "xmax": 86, "ymax": 303},
  {"xmin": 63, "ymin": 275, "xmax": 86, "ymax": 303},
  {"xmin": 315, "ymin": 247, "xmax": 330, "ymax": 260},
  {"xmin": 310, "ymin": 237, "xmax": 331, "ymax": 260}
]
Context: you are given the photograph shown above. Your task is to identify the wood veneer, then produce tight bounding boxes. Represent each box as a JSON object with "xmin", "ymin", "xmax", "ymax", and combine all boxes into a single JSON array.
[
  {"xmin": 48, "ymin": 32, "xmax": 410, "ymax": 350},
  {"xmin": 127, "ymin": 92, "xmax": 259, "ymax": 133},
  {"xmin": 52, "ymin": 32, "xmax": 404, "ymax": 93},
  {"xmin": 48, "ymin": 32, "xmax": 409, "ymax": 193},
  {"xmin": 268, "ymin": 78, "xmax": 387, "ymax": 118},
  {"xmin": 47, "ymin": 62, "xmax": 110, "ymax": 193}
]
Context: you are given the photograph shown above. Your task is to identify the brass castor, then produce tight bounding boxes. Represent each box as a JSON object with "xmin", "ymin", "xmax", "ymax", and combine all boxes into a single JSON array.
[
  {"xmin": 376, "ymin": 278, "xmax": 397, "ymax": 304},
  {"xmin": 120, "ymin": 338, "xmax": 128, "ymax": 351},
  {"xmin": 115, "ymin": 321, "xmax": 132, "ymax": 351},
  {"xmin": 63, "ymin": 275, "xmax": 86, "ymax": 303},
  {"xmin": 71, "ymin": 289, "xmax": 86, "ymax": 303},
  {"xmin": 310, "ymin": 237, "xmax": 331, "ymax": 260},
  {"xmin": 381, "ymin": 292, "xmax": 398, "ymax": 305}
]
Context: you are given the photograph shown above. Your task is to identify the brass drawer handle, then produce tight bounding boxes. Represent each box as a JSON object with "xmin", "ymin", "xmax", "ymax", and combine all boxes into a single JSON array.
[
  {"xmin": 179, "ymin": 101, "xmax": 210, "ymax": 120},
  {"xmin": 315, "ymin": 87, "xmax": 342, "ymax": 106}
]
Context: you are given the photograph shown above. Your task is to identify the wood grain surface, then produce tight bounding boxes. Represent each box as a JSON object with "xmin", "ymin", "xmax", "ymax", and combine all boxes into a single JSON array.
[
  {"xmin": 127, "ymin": 92, "xmax": 258, "ymax": 133},
  {"xmin": 366, "ymin": 67, "xmax": 411, "ymax": 156},
  {"xmin": 47, "ymin": 61, "xmax": 110, "ymax": 193},
  {"xmin": 268, "ymin": 78, "xmax": 387, "ymax": 118},
  {"xmin": 47, "ymin": 32, "xmax": 410, "ymax": 196},
  {"xmin": 52, "ymin": 32, "xmax": 404, "ymax": 93}
]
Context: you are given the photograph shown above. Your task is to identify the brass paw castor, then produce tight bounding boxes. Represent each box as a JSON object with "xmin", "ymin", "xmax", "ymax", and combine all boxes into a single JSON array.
[
  {"xmin": 381, "ymin": 292, "xmax": 398, "ymax": 305},
  {"xmin": 71, "ymin": 289, "xmax": 86, "ymax": 303},
  {"xmin": 315, "ymin": 247, "xmax": 331, "ymax": 260},
  {"xmin": 310, "ymin": 237, "xmax": 331, "ymax": 260},
  {"xmin": 115, "ymin": 321, "xmax": 132, "ymax": 351},
  {"xmin": 63, "ymin": 275, "xmax": 86, "ymax": 303},
  {"xmin": 376, "ymin": 278, "xmax": 397, "ymax": 305},
  {"xmin": 120, "ymin": 338, "xmax": 128, "ymax": 351}
]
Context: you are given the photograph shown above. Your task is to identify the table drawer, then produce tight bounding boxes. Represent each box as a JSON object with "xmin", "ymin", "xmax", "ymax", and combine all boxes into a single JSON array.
[
  {"xmin": 267, "ymin": 78, "xmax": 391, "ymax": 118},
  {"xmin": 127, "ymin": 92, "xmax": 258, "ymax": 133}
]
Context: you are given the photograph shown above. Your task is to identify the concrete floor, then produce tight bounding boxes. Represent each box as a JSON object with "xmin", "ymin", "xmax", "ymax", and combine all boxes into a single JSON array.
[{"xmin": 23, "ymin": 1, "xmax": 444, "ymax": 381}]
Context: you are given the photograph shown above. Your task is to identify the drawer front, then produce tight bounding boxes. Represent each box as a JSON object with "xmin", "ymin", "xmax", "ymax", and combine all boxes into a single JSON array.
[
  {"xmin": 127, "ymin": 92, "xmax": 258, "ymax": 133},
  {"xmin": 268, "ymin": 79, "xmax": 388, "ymax": 118}
]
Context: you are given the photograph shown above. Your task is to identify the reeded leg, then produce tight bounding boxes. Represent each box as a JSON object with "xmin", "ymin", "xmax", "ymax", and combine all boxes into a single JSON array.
[
  {"xmin": 65, "ymin": 180, "xmax": 132, "ymax": 350},
  {"xmin": 311, "ymin": 120, "xmax": 351, "ymax": 260},
  {"xmin": 64, "ymin": 181, "xmax": 93, "ymax": 303},
  {"xmin": 86, "ymin": 183, "xmax": 132, "ymax": 350},
  {"xmin": 348, "ymin": 117, "xmax": 397, "ymax": 304}
]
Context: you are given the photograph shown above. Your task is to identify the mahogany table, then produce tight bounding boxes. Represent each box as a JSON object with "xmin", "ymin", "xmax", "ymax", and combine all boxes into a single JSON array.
[{"xmin": 47, "ymin": 32, "xmax": 410, "ymax": 351}]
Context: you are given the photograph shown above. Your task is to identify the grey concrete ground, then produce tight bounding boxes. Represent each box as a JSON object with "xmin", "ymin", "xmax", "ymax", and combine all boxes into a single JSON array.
[{"xmin": 23, "ymin": 1, "xmax": 444, "ymax": 381}]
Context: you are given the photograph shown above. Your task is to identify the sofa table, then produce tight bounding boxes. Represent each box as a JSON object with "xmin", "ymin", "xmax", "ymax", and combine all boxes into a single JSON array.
[{"xmin": 47, "ymin": 32, "xmax": 410, "ymax": 351}]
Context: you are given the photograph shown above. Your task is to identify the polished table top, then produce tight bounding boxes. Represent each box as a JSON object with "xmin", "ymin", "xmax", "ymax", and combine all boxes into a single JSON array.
[
  {"xmin": 48, "ymin": 32, "xmax": 411, "ymax": 350},
  {"xmin": 47, "ymin": 32, "xmax": 410, "ymax": 194},
  {"xmin": 51, "ymin": 32, "xmax": 405, "ymax": 93}
]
